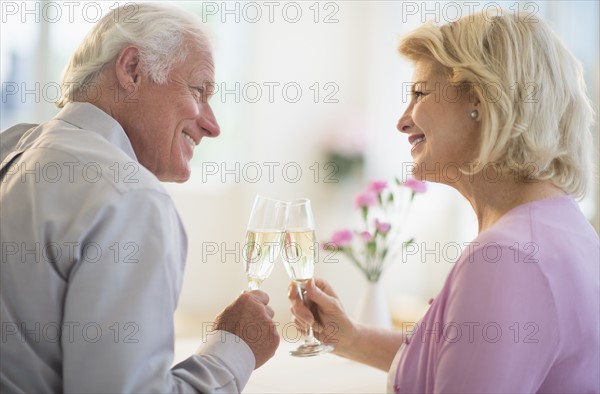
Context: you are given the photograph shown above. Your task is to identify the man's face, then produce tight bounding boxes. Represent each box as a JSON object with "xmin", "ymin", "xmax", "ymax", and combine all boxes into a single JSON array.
[{"xmin": 121, "ymin": 48, "xmax": 220, "ymax": 182}]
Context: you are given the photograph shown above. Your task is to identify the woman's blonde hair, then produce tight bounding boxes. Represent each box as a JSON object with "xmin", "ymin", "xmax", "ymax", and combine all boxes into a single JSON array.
[
  {"xmin": 398, "ymin": 10, "xmax": 596, "ymax": 198},
  {"xmin": 57, "ymin": 3, "xmax": 210, "ymax": 108}
]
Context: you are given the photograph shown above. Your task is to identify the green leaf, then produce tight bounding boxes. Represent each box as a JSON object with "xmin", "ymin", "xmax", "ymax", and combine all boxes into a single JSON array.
[
  {"xmin": 361, "ymin": 206, "xmax": 368, "ymax": 222},
  {"xmin": 367, "ymin": 241, "xmax": 377, "ymax": 256}
]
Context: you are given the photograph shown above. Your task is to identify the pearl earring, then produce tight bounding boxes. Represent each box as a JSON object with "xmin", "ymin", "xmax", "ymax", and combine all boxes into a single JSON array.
[{"xmin": 470, "ymin": 110, "xmax": 479, "ymax": 120}]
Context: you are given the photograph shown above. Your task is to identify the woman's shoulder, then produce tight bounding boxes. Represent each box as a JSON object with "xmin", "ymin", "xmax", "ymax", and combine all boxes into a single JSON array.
[
  {"xmin": 472, "ymin": 195, "xmax": 597, "ymax": 257},
  {"xmin": 450, "ymin": 194, "xmax": 598, "ymax": 300}
]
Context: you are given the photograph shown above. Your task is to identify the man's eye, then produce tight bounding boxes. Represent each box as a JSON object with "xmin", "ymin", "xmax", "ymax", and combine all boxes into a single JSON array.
[{"xmin": 191, "ymin": 87, "xmax": 207, "ymax": 102}]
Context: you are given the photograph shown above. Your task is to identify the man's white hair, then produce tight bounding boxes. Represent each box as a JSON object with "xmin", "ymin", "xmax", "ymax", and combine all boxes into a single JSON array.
[{"xmin": 57, "ymin": 3, "xmax": 210, "ymax": 108}]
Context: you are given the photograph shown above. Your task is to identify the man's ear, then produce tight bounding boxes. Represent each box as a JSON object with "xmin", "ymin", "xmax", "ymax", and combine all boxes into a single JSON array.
[{"xmin": 115, "ymin": 46, "xmax": 142, "ymax": 89}]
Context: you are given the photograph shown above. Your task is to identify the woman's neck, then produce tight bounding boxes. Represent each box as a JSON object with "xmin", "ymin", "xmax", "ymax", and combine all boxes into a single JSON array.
[{"xmin": 454, "ymin": 175, "xmax": 566, "ymax": 233}]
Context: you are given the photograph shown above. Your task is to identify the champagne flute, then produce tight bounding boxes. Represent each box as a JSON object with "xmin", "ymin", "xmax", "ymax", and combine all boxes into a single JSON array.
[
  {"xmin": 244, "ymin": 195, "xmax": 288, "ymax": 291},
  {"xmin": 283, "ymin": 199, "xmax": 333, "ymax": 357}
]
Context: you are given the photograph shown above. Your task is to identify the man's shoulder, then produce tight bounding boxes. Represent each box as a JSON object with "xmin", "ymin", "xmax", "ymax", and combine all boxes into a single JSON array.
[
  {"xmin": 4, "ymin": 119, "xmax": 167, "ymax": 198},
  {"xmin": 1, "ymin": 123, "xmax": 39, "ymax": 162}
]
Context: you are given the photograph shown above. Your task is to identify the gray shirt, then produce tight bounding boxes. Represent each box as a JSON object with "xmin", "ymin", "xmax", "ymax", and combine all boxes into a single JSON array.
[{"xmin": 0, "ymin": 102, "xmax": 254, "ymax": 393}]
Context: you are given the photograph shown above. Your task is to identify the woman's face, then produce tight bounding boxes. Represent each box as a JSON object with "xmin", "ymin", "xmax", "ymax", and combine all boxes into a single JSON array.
[{"xmin": 397, "ymin": 59, "xmax": 481, "ymax": 185}]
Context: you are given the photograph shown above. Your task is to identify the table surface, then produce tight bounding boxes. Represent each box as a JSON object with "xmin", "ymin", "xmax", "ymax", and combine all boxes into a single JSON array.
[{"xmin": 174, "ymin": 338, "xmax": 389, "ymax": 393}]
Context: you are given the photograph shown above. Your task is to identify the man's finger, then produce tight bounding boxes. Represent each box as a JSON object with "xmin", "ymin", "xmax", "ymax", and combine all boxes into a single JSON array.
[
  {"xmin": 246, "ymin": 289, "xmax": 270, "ymax": 304},
  {"xmin": 265, "ymin": 305, "xmax": 275, "ymax": 319}
]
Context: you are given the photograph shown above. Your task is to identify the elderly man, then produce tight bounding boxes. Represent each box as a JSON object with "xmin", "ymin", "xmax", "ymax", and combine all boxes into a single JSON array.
[{"xmin": 0, "ymin": 3, "xmax": 278, "ymax": 393}]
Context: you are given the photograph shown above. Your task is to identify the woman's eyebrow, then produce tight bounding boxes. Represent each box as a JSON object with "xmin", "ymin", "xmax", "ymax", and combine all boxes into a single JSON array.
[{"xmin": 410, "ymin": 81, "xmax": 427, "ymax": 91}]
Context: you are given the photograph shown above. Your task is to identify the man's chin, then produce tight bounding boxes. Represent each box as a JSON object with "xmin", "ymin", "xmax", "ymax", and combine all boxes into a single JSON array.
[
  {"xmin": 172, "ymin": 172, "xmax": 191, "ymax": 183},
  {"xmin": 157, "ymin": 168, "xmax": 191, "ymax": 183},
  {"xmin": 173, "ymin": 176, "xmax": 190, "ymax": 183}
]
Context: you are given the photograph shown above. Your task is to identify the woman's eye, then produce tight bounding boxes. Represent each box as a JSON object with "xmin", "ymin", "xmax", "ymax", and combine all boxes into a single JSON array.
[{"xmin": 412, "ymin": 91, "xmax": 425, "ymax": 99}]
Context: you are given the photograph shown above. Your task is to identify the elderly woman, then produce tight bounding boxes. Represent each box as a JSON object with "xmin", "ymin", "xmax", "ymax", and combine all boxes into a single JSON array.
[{"xmin": 290, "ymin": 10, "xmax": 599, "ymax": 393}]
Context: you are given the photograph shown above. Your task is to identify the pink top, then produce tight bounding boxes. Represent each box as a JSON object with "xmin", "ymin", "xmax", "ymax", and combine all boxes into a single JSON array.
[{"xmin": 390, "ymin": 195, "xmax": 600, "ymax": 393}]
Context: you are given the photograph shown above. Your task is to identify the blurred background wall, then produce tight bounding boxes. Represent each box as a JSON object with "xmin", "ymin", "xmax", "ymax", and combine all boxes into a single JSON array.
[{"xmin": 2, "ymin": 0, "xmax": 598, "ymax": 335}]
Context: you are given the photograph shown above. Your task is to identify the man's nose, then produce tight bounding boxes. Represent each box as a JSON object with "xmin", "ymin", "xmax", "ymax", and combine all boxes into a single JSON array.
[{"xmin": 198, "ymin": 103, "xmax": 220, "ymax": 138}]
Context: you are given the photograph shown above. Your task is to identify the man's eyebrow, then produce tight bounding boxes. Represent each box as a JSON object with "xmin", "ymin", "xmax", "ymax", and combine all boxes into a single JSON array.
[
  {"xmin": 188, "ymin": 62, "xmax": 214, "ymax": 78},
  {"xmin": 190, "ymin": 72, "xmax": 215, "ymax": 86}
]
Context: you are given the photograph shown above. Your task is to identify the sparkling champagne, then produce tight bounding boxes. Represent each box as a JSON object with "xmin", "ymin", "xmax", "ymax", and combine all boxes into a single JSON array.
[
  {"xmin": 244, "ymin": 230, "xmax": 284, "ymax": 286},
  {"xmin": 282, "ymin": 229, "xmax": 316, "ymax": 280}
]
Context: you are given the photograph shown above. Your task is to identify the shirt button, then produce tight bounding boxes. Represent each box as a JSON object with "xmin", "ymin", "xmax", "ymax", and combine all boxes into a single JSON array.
[{"xmin": 428, "ymin": 298, "xmax": 434, "ymax": 305}]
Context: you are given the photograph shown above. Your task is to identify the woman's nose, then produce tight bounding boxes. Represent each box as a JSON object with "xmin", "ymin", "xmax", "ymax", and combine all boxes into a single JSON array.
[{"xmin": 397, "ymin": 109, "xmax": 414, "ymax": 134}]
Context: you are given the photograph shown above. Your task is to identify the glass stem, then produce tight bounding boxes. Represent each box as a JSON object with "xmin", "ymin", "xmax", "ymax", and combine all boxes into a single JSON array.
[
  {"xmin": 247, "ymin": 280, "xmax": 259, "ymax": 291},
  {"xmin": 305, "ymin": 325, "xmax": 319, "ymax": 345},
  {"xmin": 296, "ymin": 282, "xmax": 320, "ymax": 346}
]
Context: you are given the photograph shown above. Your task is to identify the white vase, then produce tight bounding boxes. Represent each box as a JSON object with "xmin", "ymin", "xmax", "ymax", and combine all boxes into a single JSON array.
[{"xmin": 355, "ymin": 281, "xmax": 392, "ymax": 329}]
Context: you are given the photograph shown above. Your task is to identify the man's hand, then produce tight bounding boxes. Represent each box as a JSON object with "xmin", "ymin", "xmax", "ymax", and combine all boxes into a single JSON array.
[{"xmin": 213, "ymin": 290, "xmax": 280, "ymax": 369}]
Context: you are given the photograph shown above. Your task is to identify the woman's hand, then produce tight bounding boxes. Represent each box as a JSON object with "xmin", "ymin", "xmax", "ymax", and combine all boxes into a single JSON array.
[
  {"xmin": 289, "ymin": 277, "xmax": 405, "ymax": 371},
  {"xmin": 288, "ymin": 277, "xmax": 356, "ymax": 356}
]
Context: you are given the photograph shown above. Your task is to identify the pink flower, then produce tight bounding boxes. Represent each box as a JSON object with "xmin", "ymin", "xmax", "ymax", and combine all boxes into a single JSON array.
[
  {"xmin": 403, "ymin": 178, "xmax": 427, "ymax": 193},
  {"xmin": 355, "ymin": 191, "xmax": 377, "ymax": 208},
  {"xmin": 375, "ymin": 219, "xmax": 391, "ymax": 234},
  {"xmin": 331, "ymin": 230, "xmax": 353, "ymax": 247},
  {"xmin": 360, "ymin": 231, "xmax": 373, "ymax": 242},
  {"xmin": 368, "ymin": 180, "xmax": 388, "ymax": 194}
]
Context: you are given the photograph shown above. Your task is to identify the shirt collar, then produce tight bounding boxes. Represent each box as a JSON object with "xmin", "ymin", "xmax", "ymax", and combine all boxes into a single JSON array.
[{"xmin": 54, "ymin": 102, "xmax": 138, "ymax": 162}]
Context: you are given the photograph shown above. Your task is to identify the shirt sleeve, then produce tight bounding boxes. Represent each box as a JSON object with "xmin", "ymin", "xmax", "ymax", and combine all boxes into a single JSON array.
[
  {"xmin": 433, "ymin": 244, "xmax": 560, "ymax": 393},
  {"xmin": 172, "ymin": 331, "xmax": 255, "ymax": 393},
  {"xmin": 60, "ymin": 189, "xmax": 254, "ymax": 393}
]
